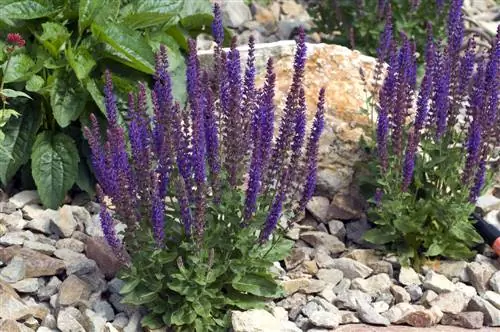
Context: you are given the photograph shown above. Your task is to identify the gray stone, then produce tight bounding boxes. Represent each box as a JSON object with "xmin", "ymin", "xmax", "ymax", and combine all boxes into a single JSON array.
[
  {"xmin": 397, "ymin": 306, "xmax": 443, "ymax": 327},
  {"xmin": 0, "ymin": 211, "xmax": 26, "ymax": 230},
  {"xmin": 84, "ymin": 309, "xmax": 107, "ymax": 332},
  {"xmin": 109, "ymin": 293, "xmax": 135, "ymax": 317},
  {"xmin": 92, "ymin": 299, "xmax": 115, "ymax": 321},
  {"xmin": 302, "ymin": 279, "xmax": 326, "ymax": 294},
  {"xmin": 66, "ymin": 257, "xmax": 98, "ymax": 276},
  {"xmin": 405, "ymin": 285, "xmax": 423, "ymax": 302},
  {"xmin": 314, "ymin": 249, "xmax": 335, "ymax": 269},
  {"xmin": 86, "ymin": 214, "xmax": 104, "ymax": 237},
  {"xmin": 0, "ymin": 231, "xmax": 32, "ymax": 246},
  {"xmin": 420, "ymin": 289, "xmax": 439, "ymax": 306},
  {"xmin": 369, "ymin": 261, "xmax": 393, "ymax": 278},
  {"xmin": 309, "ymin": 310, "xmax": 340, "ymax": 328},
  {"xmin": 315, "ymin": 168, "xmax": 353, "ymax": 197},
  {"xmin": 23, "ymin": 240, "xmax": 56, "ymax": 255},
  {"xmin": 339, "ymin": 310, "xmax": 360, "ymax": 324},
  {"xmin": 38, "ymin": 276, "xmax": 61, "ymax": 301},
  {"xmin": 423, "ymin": 271, "xmax": 456, "ymax": 293},
  {"xmin": 327, "ymin": 220, "xmax": 346, "ymax": 239},
  {"xmin": 375, "ymin": 291, "xmax": 394, "ymax": 306},
  {"xmin": 56, "ymin": 238, "xmax": 85, "ymax": 253},
  {"xmin": 41, "ymin": 313, "xmax": 57, "ymax": 329},
  {"xmin": 112, "ymin": 313, "xmax": 128, "ymax": 329},
  {"xmin": 391, "ymin": 285, "xmax": 411, "ymax": 303},
  {"xmin": 372, "ymin": 301, "xmax": 390, "ymax": 313},
  {"xmin": 455, "ymin": 281, "xmax": 477, "ymax": 298},
  {"xmin": 222, "ymin": 0, "xmax": 252, "ymax": 28},
  {"xmin": 306, "ymin": 196, "xmax": 331, "ymax": 223},
  {"xmin": 285, "ymin": 247, "xmax": 308, "ymax": 270},
  {"xmin": 399, "ymin": 267, "xmax": 421, "ymax": 286},
  {"xmin": 477, "ymin": 194, "xmax": 500, "ymax": 213},
  {"xmin": 301, "ymin": 300, "xmax": 322, "ymax": 318},
  {"xmin": 54, "ymin": 205, "xmax": 78, "ymax": 238},
  {"xmin": 441, "ymin": 311, "xmax": 484, "ymax": 329},
  {"xmin": 0, "ymin": 201, "xmax": 17, "ymax": 214},
  {"xmin": 334, "ymin": 290, "xmax": 372, "ymax": 311},
  {"xmin": 484, "ymin": 290, "xmax": 500, "ymax": 310},
  {"xmin": 316, "ymin": 269, "xmax": 343, "ymax": 285},
  {"xmin": 351, "ymin": 273, "xmax": 392, "ymax": 296},
  {"xmin": 9, "ymin": 190, "xmax": 40, "ymax": 208},
  {"xmin": 300, "ymin": 231, "xmax": 345, "ymax": 254},
  {"xmin": 25, "ymin": 217, "xmax": 54, "ymax": 235},
  {"xmin": 382, "ymin": 303, "xmax": 421, "ymax": 323},
  {"xmin": 429, "ymin": 291, "xmax": 470, "ymax": 314},
  {"xmin": 0, "ymin": 255, "xmax": 25, "ymax": 283},
  {"xmin": 57, "ymin": 307, "xmax": 88, "ymax": 332},
  {"xmin": 467, "ymin": 295, "xmax": 500, "ymax": 326},
  {"xmin": 58, "ymin": 275, "xmax": 91, "ymax": 307},
  {"xmin": 328, "ymin": 258, "xmax": 372, "ymax": 279},
  {"xmin": 436, "ymin": 260, "xmax": 469, "ymax": 283},
  {"xmin": 107, "ymin": 278, "xmax": 125, "ymax": 294},
  {"xmin": 356, "ymin": 299, "xmax": 390, "ymax": 326},
  {"xmin": 467, "ymin": 262, "xmax": 495, "ymax": 294},
  {"xmin": 231, "ymin": 309, "xmax": 301, "ymax": 332},
  {"xmin": 318, "ymin": 284, "xmax": 335, "ymax": 303},
  {"xmin": 79, "ymin": 269, "xmax": 107, "ymax": 294},
  {"xmin": 11, "ymin": 278, "xmax": 39, "ymax": 293},
  {"xmin": 490, "ymin": 270, "xmax": 500, "ymax": 293},
  {"xmin": 332, "ymin": 278, "xmax": 351, "ymax": 295}
]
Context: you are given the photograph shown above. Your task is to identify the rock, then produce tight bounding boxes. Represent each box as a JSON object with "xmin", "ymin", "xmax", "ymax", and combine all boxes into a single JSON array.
[
  {"xmin": 372, "ymin": 301, "xmax": 390, "ymax": 313},
  {"xmin": 0, "ymin": 280, "xmax": 48, "ymax": 320},
  {"xmin": 231, "ymin": 309, "xmax": 301, "ymax": 332},
  {"xmin": 56, "ymin": 238, "xmax": 85, "ymax": 253},
  {"xmin": 9, "ymin": 190, "xmax": 40, "ymax": 208},
  {"xmin": 112, "ymin": 313, "xmax": 128, "ymax": 329},
  {"xmin": 300, "ymin": 231, "xmax": 345, "ymax": 254},
  {"xmin": 328, "ymin": 258, "xmax": 372, "ymax": 279},
  {"xmin": 441, "ymin": 311, "xmax": 484, "ymax": 329},
  {"xmin": 282, "ymin": 278, "xmax": 310, "ymax": 296},
  {"xmin": 309, "ymin": 310, "xmax": 341, "ymax": 328},
  {"xmin": 351, "ymin": 273, "xmax": 392, "ymax": 296},
  {"xmin": 25, "ymin": 210, "xmax": 59, "ymax": 235},
  {"xmin": 316, "ymin": 269, "xmax": 343, "ymax": 285},
  {"xmin": 429, "ymin": 291, "xmax": 470, "ymax": 314},
  {"xmin": 484, "ymin": 290, "xmax": 500, "ymax": 310},
  {"xmin": 23, "ymin": 240, "xmax": 56, "ymax": 255},
  {"xmin": 332, "ymin": 278, "xmax": 351, "ymax": 295},
  {"xmin": 277, "ymin": 292, "xmax": 307, "ymax": 320},
  {"xmin": 85, "ymin": 237, "xmax": 123, "ymax": 279},
  {"xmin": 58, "ymin": 275, "xmax": 91, "ymax": 307},
  {"xmin": 318, "ymin": 284, "xmax": 335, "ymax": 303},
  {"xmin": 397, "ymin": 306, "xmax": 443, "ymax": 327},
  {"xmin": 455, "ymin": 282, "xmax": 477, "ymax": 298},
  {"xmin": 490, "ymin": 270, "xmax": 500, "ymax": 292},
  {"xmin": 340, "ymin": 310, "xmax": 360, "ymax": 324},
  {"xmin": 0, "ymin": 201, "xmax": 17, "ymax": 214},
  {"xmin": 405, "ymin": 284, "xmax": 423, "ymax": 302},
  {"xmin": 107, "ymin": 278, "xmax": 125, "ymax": 294},
  {"xmin": 315, "ymin": 168, "xmax": 353, "ymax": 197},
  {"xmin": 285, "ymin": 247, "xmax": 308, "ymax": 270},
  {"xmin": 0, "ymin": 319, "xmax": 33, "ymax": 332},
  {"xmin": 356, "ymin": 299, "xmax": 390, "ymax": 326},
  {"xmin": 345, "ymin": 218, "xmax": 373, "ymax": 246},
  {"xmin": 54, "ymin": 205, "xmax": 78, "ymax": 237},
  {"xmin": 303, "ymin": 279, "xmax": 326, "ymax": 294},
  {"xmin": 0, "ymin": 231, "xmax": 31, "ymax": 246},
  {"xmin": 467, "ymin": 262, "xmax": 495, "ymax": 294},
  {"xmin": 66, "ymin": 257, "xmax": 98, "ymax": 276},
  {"xmin": 391, "ymin": 285, "xmax": 411, "ymax": 303},
  {"xmin": 477, "ymin": 194, "xmax": 500, "ymax": 213},
  {"xmin": 0, "ymin": 255, "xmax": 26, "ymax": 283},
  {"xmin": 468, "ymin": 295, "xmax": 500, "ymax": 326},
  {"xmin": 328, "ymin": 192, "xmax": 365, "ymax": 220},
  {"xmin": 399, "ymin": 267, "xmax": 421, "ymax": 286},
  {"xmin": 0, "ymin": 211, "xmax": 26, "ymax": 230},
  {"xmin": 314, "ymin": 249, "xmax": 335, "ymax": 269},
  {"xmin": 0, "ymin": 246, "xmax": 65, "ymax": 277},
  {"xmin": 306, "ymin": 197, "xmax": 331, "ymax": 223},
  {"xmin": 382, "ymin": 303, "xmax": 420, "ymax": 323},
  {"xmin": 375, "ymin": 291, "xmax": 394, "ymax": 306},
  {"xmin": 334, "ymin": 290, "xmax": 372, "ymax": 311},
  {"xmin": 420, "ymin": 289, "xmax": 439, "ymax": 306},
  {"xmin": 84, "ymin": 309, "xmax": 107, "ymax": 332},
  {"xmin": 79, "ymin": 269, "xmax": 107, "ymax": 294},
  {"xmin": 222, "ymin": 0, "xmax": 252, "ymax": 28},
  {"xmin": 57, "ymin": 307, "xmax": 88, "ymax": 332},
  {"xmin": 37, "ymin": 276, "xmax": 61, "ymax": 301},
  {"xmin": 369, "ymin": 261, "xmax": 393, "ymax": 277},
  {"xmin": 423, "ymin": 271, "xmax": 456, "ymax": 293},
  {"xmin": 327, "ymin": 219, "xmax": 346, "ymax": 239},
  {"xmin": 436, "ymin": 260, "xmax": 469, "ymax": 283},
  {"xmin": 302, "ymin": 260, "xmax": 318, "ymax": 275},
  {"xmin": 11, "ymin": 278, "xmax": 39, "ymax": 293},
  {"xmin": 343, "ymin": 249, "xmax": 379, "ymax": 266}
]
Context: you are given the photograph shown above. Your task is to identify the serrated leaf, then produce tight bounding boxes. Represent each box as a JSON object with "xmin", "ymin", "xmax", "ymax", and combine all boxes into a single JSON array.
[
  {"xmin": 0, "ymin": 106, "xmax": 41, "ymax": 184},
  {"xmin": 1, "ymin": 89, "xmax": 32, "ymax": 99},
  {"xmin": 79, "ymin": 0, "xmax": 120, "ymax": 34},
  {"xmin": 25, "ymin": 75, "xmax": 45, "ymax": 92},
  {"xmin": 2, "ymin": 54, "xmax": 35, "ymax": 83},
  {"xmin": 231, "ymin": 273, "xmax": 283, "ymax": 298},
  {"xmin": 91, "ymin": 23, "xmax": 155, "ymax": 74},
  {"xmin": 67, "ymin": 46, "xmax": 96, "ymax": 80},
  {"xmin": 31, "ymin": 131, "xmax": 79, "ymax": 208},
  {"xmin": 50, "ymin": 70, "xmax": 88, "ymax": 128},
  {"xmin": 0, "ymin": 0, "xmax": 59, "ymax": 21}
]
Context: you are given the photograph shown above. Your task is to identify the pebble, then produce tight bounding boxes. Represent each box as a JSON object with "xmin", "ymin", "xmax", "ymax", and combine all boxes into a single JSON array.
[{"xmin": 356, "ymin": 300, "xmax": 390, "ymax": 326}]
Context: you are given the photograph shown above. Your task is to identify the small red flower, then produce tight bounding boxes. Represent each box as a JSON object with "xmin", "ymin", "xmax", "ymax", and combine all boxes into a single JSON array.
[{"xmin": 6, "ymin": 33, "xmax": 25, "ymax": 48}]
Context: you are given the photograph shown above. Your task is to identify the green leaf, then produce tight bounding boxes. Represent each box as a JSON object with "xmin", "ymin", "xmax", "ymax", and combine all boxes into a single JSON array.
[
  {"xmin": 76, "ymin": 160, "xmax": 95, "ymax": 196},
  {"xmin": 0, "ymin": 106, "xmax": 42, "ymax": 184},
  {"xmin": 38, "ymin": 22, "xmax": 71, "ymax": 57},
  {"xmin": 31, "ymin": 131, "xmax": 79, "ymax": 208},
  {"xmin": 120, "ymin": 0, "xmax": 182, "ymax": 30},
  {"xmin": 1, "ymin": 89, "xmax": 32, "ymax": 99},
  {"xmin": 262, "ymin": 238, "xmax": 294, "ymax": 262},
  {"xmin": 231, "ymin": 273, "xmax": 283, "ymax": 298},
  {"xmin": 0, "ymin": 109, "xmax": 21, "ymax": 127},
  {"xmin": 146, "ymin": 32, "xmax": 183, "ymax": 71},
  {"xmin": 169, "ymin": 304, "xmax": 197, "ymax": 326},
  {"xmin": 425, "ymin": 242, "xmax": 445, "ymax": 257},
  {"xmin": 120, "ymin": 279, "xmax": 140, "ymax": 295},
  {"xmin": 91, "ymin": 23, "xmax": 155, "ymax": 74},
  {"xmin": 84, "ymin": 79, "xmax": 106, "ymax": 114},
  {"xmin": 50, "ymin": 70, "xmax": 88, "ymax": 128},
  {"xmin": 362, "ymin": 228, "xmax": 398, "ymax": 244},
  {"xmin": 25, "ymin": 75, "xmax": 45, "ymax": 92},
  {"xmin": 78, "ymin": 0, "xmax": 120, "ymax": 34},
  {"xmin": 66, "ymin": 46, "xmax": 96, "ymax": 81},
  {"xmin": 2, "ymin": 54, "xmax": 35, "ymax": 83},
  {"xmin": 0, "ymin": 0, "xmax": 59, "ymax": 21},
  {"xmin": 224, "ymin": 289, "xmax": 267, "ymax": 310},
  {"xmin": 141, "ymin": 313, "xmax": 164, "ymax": 330}
]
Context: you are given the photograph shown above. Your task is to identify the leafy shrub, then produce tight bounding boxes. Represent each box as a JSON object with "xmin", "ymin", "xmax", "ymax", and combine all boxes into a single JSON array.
[
  {"xmin": 0, "ymin": 0, "xmax": 222, "ymax": 208},
  {"xmin": 358, "ymin": 0, "xmax": 499, "ymax": 266},
  {"xmin": 309, "ymin": 0, "xmax": 449, "ymax": 63},
  {"xmin": 84, "ymin": 5, "xmax": 325, "ymax": 331}
]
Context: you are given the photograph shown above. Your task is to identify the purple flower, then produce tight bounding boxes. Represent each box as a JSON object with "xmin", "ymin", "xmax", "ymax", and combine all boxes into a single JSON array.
[
  {"xmin": 212, "ymin": 3, "xmax": 224, "ymax": 46},
  {"xmin": 151, "ymin": 173, "xmax": 165, "ymax": 247},
  {"xmin": 96, "ymin": 185, "xmax": 125, "ymax": 262},
  {"xmin": 447, "ymin": 0, "xmax": 464, "ymax": 60},
  {"xmin": 259, "ymin": 190, "xmax": 285, "ymax": 243},
  {"xmin": 433, "ymin": 50, "xmax": 451, "ymax": 139},
  {"xmin": 469, "ymin": 150, "xmax": 487, "ymax": 203},
  {"xmin": 462, "ymin": 117, "xmax": 482, "ymax": 185},
  {"xmin": 83, "ymin": 114, "xmax": 108, "ymax": 192},
  {"xmin": 288, "ymin": 87, "xmax": 307, "ymax": 189},
  {"xmin": 176, "ymin": 177, "xmax": 193, "ymax": 237}
]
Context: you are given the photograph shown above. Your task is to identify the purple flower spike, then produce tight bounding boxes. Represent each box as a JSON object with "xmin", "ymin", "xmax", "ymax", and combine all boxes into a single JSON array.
[
  {"xmin": 259, "ymin": 190, "xmax": 285, "ymax": 243},
  {"xmin": 83, "ymin": 114, "xmax": 108, "ymax": 192},
  {"xmin": 469, "ymin": 150, "xmax": 487, "ymax": 203},
  {"xmin": 104, "ymin": 70, "xmax": 119, "ymax": 127},
  {"xmin": 151, "ymin": 173, "xmax": 165, "ymax": 248},
  {"xmin": 259, "ymin": 59, "xmax": 276, "ymax": 176},
  {"xmin": 212, "ymin": 3, "xmax": 224, "ymax": 46},
  {"xmin": 447, "ymin": 0, "xmax": 464, "ymax": 60},
  {"xmin": 96, "ymin": 185, "xmax": 125, "ymax": 262}
]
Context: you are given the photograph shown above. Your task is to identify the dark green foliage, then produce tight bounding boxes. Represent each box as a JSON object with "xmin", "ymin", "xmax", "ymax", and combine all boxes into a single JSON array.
[{"xmin": 0, "ymin": 0, "xmax": 223, "ymax": 208}]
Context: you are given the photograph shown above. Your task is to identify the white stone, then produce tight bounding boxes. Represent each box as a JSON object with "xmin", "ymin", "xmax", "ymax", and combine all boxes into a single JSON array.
[
  {"xmin": 9, "ymin": 190, "xmax": 40, "ymax": 208},
  {"xmin": 328, "ymin": 258, "xmax": 372, "ymax": 279},
  {"xmin": 484, "ymin": 291, "xmax": 500, "ymax": 310},
  {"xmin": 351, "ymin": 273, "xmax": 392, "ymax": 296},
  {"xmin": 231, "ymin": 309, "xmax": 301, "ymax": 332},
  {"xmin": 309, "ymin": 310, "xmax": 341, "ymax": 328},
  {"xmin": 399, "ymin": 267, "xmax": 422, "ymax": 286},
  {"xmin": 423, "ymin": 271, "xmax": 456, "ymax": 293}
]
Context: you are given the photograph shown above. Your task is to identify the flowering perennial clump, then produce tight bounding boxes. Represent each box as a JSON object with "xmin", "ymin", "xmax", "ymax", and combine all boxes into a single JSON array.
[
  {"xmin": 363, "ymin": 0, "xmax": 499, "ymax": 264},
  {"xmin": 84, "ymin": 4, "xmax": 325, "ymax": 330}
]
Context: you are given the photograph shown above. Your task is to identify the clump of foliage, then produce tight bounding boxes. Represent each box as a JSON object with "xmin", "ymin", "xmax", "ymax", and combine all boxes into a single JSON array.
[
  {"xmin": 84, "ymin": 5, "xmax": 325, "ymax": 331},
  {"xmin": 359, "ymin": 0, "xmax": 499, "ymax": 266},
  {"xmin": 309, "ymin": 0, "xmax": 449, "ymax": 63},
  {"xmin": 0, "ymin": 0, "xmax": 222, "ymax": 208}
]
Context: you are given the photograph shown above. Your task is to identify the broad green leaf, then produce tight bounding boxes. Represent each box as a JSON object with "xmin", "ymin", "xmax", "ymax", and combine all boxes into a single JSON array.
[
  {"xmin": 121, "ymin": 9, "xmax": 179, "ymax": 30},
  {"xmin": 425, "ymin": 242, "xmax": 445, "ymax": 257},
  {"xmin": 76, "ymin": 160, "xmax": 95, "ymax": 196},
  {"xmin": 84, "ymin": 79, "xmax": 106, "ymax": 114},
  {"xmin": 2, "ymin": 53, "xmax": 35, "ymax": 83},
  {"xmin": 66, "ymin": 46, "xmax": 96, "ymax": 80},
  {"xmin": 179, "ymin": 0, "xmax": 212, "ymax": 18},
  {"xmin": 50, "ymin": 70, "xmax": 88, "ymax": 128},
  {"xmin": 262, "ymin": 238, "xmax": 294, "ymax": 261},
  {"xmin": 31, "ymin": 131, "xmax": 79, "ymax": 209},
  {"xmin": 362, "ymin": 228, "xmax": 398, "ymax": 244},
  {"xmin": 91, "ymin": 23, "xmax": 155, "ymax": 74},
  {"xmin": 0, "ymin": 109, "xmax": 20, "ymax": 127},
  {"xmin": 38, "ymin": 22, "xmax": 70, "ymax": 57},
  {"xmin": 231, "ymin": 273, "xmax": 283, "ymax": 298},
  {"xmin": 0, "ymin": 89, "xmax": 31, "ymax": 99},
  {"xmin": 25, "ymin": 75, "xmax": 45, "ymax": 92},
  {"xmin": 146, "ymin": 32, "xmax": 183, "ymax": 71},
  {"xmin": 78, "ymin": 0, "xmax": 120, "ymax": 34},
  {"xmin": 119, "ymin": 279, "xmax": 140, "ymax": 295},
  {"xmin": 169, "ymin": 304, "xmax": 197, "ymax": 326},
  {"xmin": 0, "ymin": 0, "xmax": 59, "ymax": 21},
  {"xmin": 141, "ymin": 313, "xmax": 164, "ymax": 330},
  {"xmin": 0, "ymin": 106, "xmax": 42, "ymax": 184},
  {"xmin": 170, "ymin": 61, "xmax": 187, "ymax": 106},
  {"xmin": 224, "ymin": 289, "xmax": 266, "ymax": 310}
]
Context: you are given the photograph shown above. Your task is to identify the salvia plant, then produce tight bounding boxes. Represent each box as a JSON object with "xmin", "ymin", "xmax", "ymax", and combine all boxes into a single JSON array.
[
  {"xmin": 359, "ymin": 0, "xmax": 499, "ymax": 266},
  {"xmin": 84, "ymin": 4, "xmax": 326, "ymax": 331}
]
